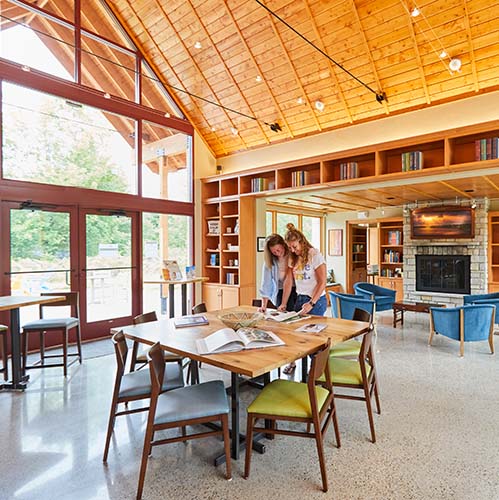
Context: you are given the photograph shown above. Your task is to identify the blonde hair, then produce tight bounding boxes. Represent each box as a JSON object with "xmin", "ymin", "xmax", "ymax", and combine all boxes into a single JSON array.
[
  {"xmin": 263, "ymin": 233, "xmax": 288, "ymax": 268},
  {"xmin": 284, "ymin": 223, "xmax": 313, "ymax": 266}
]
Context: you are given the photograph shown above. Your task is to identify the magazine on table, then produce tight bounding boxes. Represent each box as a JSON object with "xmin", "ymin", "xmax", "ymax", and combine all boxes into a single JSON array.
[
  {"xmin": 263, "ymin": 310, "xmax": 310, "ymax": 323},
  {"xmin": 196, "ymin": 327, "xmax": 285, "ymax": 354},
  {"xmin": 174, "ymin": 315, "xmax": 209, "ymax": 328},
  {"xmin": 295, "ymin": 323, "xmax": 327, "ymax": 333}
]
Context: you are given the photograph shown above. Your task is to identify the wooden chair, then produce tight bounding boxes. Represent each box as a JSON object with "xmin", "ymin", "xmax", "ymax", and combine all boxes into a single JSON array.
[
  {"xmin": 129, "ymin": 312, "xmax": 183, "ymax": 372},
  {"xmin": 329, "ymin": 307, "xmax": 372, "ymax": 358},
  {"xmin": 0, "ymin": 324, "xmax": 8, "ymax": 381},
  {"xmin": 22, "ymin": 291, "xmax": 82, "ymax": 377},
  {"xmin": 103, "ymin": 331, "xmax": 184, "ymax": 463},
  {"xmin": 244, "ymin": 339, "xmax": 339, "ymax": 492},
  {"xmin": 320, "ymin": 325, "xmax": 380, "ymax": 443},
  {"xmin": 136, "ymin": 342, "xmax": 231, "ymax": 500}
]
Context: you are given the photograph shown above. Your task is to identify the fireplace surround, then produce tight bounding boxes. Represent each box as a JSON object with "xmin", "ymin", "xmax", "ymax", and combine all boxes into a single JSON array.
[{"xmin": 416, "ymin": 255, "xmax": 471, "ymax": 294}]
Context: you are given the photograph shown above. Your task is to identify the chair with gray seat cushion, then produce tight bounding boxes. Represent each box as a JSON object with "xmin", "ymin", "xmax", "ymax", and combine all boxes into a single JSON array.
[
  {"xmin": 0, "ymin": 324, "xmax": 8, "ymax": 381},
  {"xmin": 103, "ymin": 331, "xmax": 184, "ymax": 463},
  {"xmin": 22, "ymin": 291, "xmax": 82, "ymax": 377},
  {"xmin": 136, "ymin": 342, "xmax": 231, "ymax": 500}
]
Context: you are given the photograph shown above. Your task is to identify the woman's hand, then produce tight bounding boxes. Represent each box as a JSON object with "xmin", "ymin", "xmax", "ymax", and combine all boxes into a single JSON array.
[
  {"xmin": 299, "ymin": 301, "xmax": 313, "ymax": 315},
  {"xmin": 277, "ymin": 304, "xmax": 287, "ymax": 312},
  {"xmin": 258, "ymin": 306, "xmax": 266, "ymax": 313}
]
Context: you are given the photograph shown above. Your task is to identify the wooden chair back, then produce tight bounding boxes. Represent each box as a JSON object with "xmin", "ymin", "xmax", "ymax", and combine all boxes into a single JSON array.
[
  {"xmin": 147, "ymin": 342, "xmax": 166, "ymax": 399},
  {"xmin": 133, "ymin": 311, "xmax": 157, "ymax": 325},
  {"xmin": 39, "ymin": 291, "xmax": 79, "ymax": 319},
  {"xmin": 112, "ymin": 331, "xmax": 128, "ymax": 376},
  {"xmin": 308, "ymin": 339, "xmax": 332, "ymax": 393},
  {"xmin": 192, "ymin": 303, "xmax": 207, "ymax": 314}
]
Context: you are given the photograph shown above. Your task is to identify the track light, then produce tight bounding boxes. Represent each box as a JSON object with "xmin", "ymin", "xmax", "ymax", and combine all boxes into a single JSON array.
[
  {"xmin": 449, "ymin": 58, "xmax": 462, "ymax": 72},
  {"xmin": 471, "ymin": 199, "xmax": 477, "ymax": 209},
  {"xmin": 268, "ymin": 122, "xmax": 282, "ymax": 132}
]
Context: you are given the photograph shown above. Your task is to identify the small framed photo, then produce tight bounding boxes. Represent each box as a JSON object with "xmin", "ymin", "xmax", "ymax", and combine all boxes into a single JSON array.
[
  {"xmin": 207, "ymin": 220, "xmax": 220, "ymax": 235},
  {"xmin": 257, "ymin": 237, "xmax": 266, "ymax": 252}
]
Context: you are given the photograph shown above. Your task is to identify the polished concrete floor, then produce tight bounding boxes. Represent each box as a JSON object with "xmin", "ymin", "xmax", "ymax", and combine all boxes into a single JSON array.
[{"xmin": 1, "ymin": 311, "xmax": 499, "ymax": 500}]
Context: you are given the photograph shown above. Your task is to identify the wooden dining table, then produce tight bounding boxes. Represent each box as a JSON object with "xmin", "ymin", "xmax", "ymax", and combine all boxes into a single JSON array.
[
  {"xmin": 0, "ymin": 295, "xmax": 64, "ymax": 391},
  {"xmin": 118, "ymin": 305, "xmax": 370, "ymax": 462}
]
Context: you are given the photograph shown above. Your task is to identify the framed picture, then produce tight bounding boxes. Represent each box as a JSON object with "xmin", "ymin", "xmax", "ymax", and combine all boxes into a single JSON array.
[
  {"xmin": 328, "ymin": 229, "xmax": 343, "ymax": 256},
  {"xmin": 257, "ymin": 237, "xmax": 266, "ymax": 252}
]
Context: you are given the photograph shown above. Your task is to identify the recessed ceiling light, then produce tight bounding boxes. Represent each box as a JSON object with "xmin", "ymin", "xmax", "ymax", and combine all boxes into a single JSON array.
[
  {"xmin": 439, "ymin": 50, "xmax": 447, "ymax": 58},
  {"xmin": 314, "ymin": 100, "xmax": 325, "ymax": 112},
  {"xmin": 255, "ymin": 75, "xmax": 262, "ymax": 83},
  {"xmin": 194, "ymin": 41, "xmax": 202, "ymax": 49},
  {"xmin": 230, "ymin": 127, "xmax": 238, "ymax": 136},
  {"xmin": 21, "ymin": 65, "xmax": 31, "ymax": 72},
  {"xmin": 103, "ymin": 92, "xmax": 111, "ymax": 99},
  {"xmin": 164, "ymin": 112, "xmax": 171, "ymax": 118},
  {"xmin": 297, "ymin": 97, "xmax": 304, "ymax": 105},
  {"xmin": 211, "ymin": 126, "xmax": 216, "ymax": 132},
  {"xmin": 411, "ymin": 7, "xmax": 420, "ymax": 17}
]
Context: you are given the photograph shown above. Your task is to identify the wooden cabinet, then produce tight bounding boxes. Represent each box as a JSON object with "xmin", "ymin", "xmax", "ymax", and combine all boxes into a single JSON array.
[
  {"xmin": 378, "ymin": 277, "xmax": 404, "ymax": 301},
  {"xmin": 488, "ymin": 212, "xmax": 499, "ymax": 292},
  {"xmin": 202, "ymin": 179, "xmax": 256, "ymax": 310},
  {"xmin": 347, "ymin": 224, "xmax": 367, "ymax": 292}
]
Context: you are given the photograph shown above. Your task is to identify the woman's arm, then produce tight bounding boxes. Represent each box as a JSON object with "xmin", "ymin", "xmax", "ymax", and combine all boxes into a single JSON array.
[
  {"xmin": 278, "ymin": 266, "xmax": 293, "ymax": 311},
  {"xmin": 298, "ymin": 263, "xmax": 326, "ymax": 315}
]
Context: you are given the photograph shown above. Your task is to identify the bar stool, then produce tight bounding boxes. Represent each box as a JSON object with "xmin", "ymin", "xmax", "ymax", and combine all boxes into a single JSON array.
[
  {"xmin": 22, "ymin": 291, "xmax": 82, "ymax": 377},
  {"xmin": 0, "ymin": 324, "xmax": 8, "ymax": 381}
]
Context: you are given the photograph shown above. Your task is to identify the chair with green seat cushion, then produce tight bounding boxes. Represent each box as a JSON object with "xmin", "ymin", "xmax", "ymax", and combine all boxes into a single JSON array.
[
  {"xmin": 0, "ymin": 324, "xmax": 8, "ymax": 381},
  {"xmin": 320, "ymin": 326, "xmax": 380, "ymax": 443},
  {"xmin": 136, "ymin": 342, "xmax": 231, "ymax": 500},
  {"xmin": 329, "ymin": 307, "xmax": 372, "ymax": 358},
  {"xmin": 103, "ymin": 331, "xmax": 184, "ymax": 463},
  {"xmin": 244, "ymin": 339, "xmax": 339, "ymax": 493}
]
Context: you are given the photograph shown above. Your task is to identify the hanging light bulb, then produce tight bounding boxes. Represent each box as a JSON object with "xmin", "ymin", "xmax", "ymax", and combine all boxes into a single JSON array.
[
  {"xmin": 314, "ymin": 100, "xmax": 325, "ymax": 112},
  {"xmin": 439, "ymin": 50, "xmax": 447, "ymax": 59},
  {"xmin": 411, "ymin": 7, "xmax": 420, "ymax": 17},
  {"xmin": 230, "ymin": 127, "xmax": 239, "ymax": 136}
]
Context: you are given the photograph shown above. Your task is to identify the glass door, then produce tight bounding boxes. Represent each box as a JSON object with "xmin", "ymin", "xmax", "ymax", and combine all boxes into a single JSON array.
[
  {"xmin": 3, "ymin": 201, "xmax": 78, "ymax": 326},
  {"xmin": 80, "ymin": 210, "xmax": 139, "ymax": 338}
]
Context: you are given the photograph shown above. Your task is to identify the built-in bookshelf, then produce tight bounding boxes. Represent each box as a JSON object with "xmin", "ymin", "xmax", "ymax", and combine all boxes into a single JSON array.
[
  {"xmin": 488, "ymin": 212, "xmax": 499, "ymax": 292},
  {"xmin": 378, "ymin": 219, "xmax": 403, "ymax": 300}
]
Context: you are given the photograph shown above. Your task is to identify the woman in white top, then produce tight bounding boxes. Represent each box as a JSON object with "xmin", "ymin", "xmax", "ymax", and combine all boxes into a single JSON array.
[{"xmin": 279, "ymin": 223, "xmax": 327, "ymax": 373}]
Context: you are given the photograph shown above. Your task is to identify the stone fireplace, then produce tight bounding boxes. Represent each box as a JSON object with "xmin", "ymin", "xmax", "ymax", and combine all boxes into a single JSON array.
[{"xmin": 403, "ymin": 199, "xmax": 488, "ymax": 307}]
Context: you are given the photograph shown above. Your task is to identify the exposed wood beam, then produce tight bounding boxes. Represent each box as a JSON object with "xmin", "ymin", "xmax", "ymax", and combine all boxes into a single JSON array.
[{"xmin": 438, "ymin": 181, "xmax": 473, "ymax": 198}]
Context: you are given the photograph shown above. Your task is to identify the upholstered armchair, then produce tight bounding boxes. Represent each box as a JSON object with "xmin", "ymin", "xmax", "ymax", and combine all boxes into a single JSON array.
[
  {"xmin": 463, "ymin": 292, "xmax": 499, "ymax": 325},
  {"xmin": 429, "ymin": 304, "xmax": 495, "ymax": 357},
  {"xmin": 353, "ymin": 282, "xmax": 396, "ymax": 312}
]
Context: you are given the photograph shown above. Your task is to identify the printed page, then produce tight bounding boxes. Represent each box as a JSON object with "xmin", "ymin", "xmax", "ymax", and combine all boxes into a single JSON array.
[
  {"xmin": 295, "ymin": 323, "xmax": 327, "ymax": 333},
  {"xmin": 238, "ymin": 328, "xmax": 285, "ymax": 348},
  {"xmin": 264, "ymin": 310, "xmax": 302, "ymax": 322},
  {"xmin": 198, "ymin": 327, "xmax": 242, "ymax": 354}
]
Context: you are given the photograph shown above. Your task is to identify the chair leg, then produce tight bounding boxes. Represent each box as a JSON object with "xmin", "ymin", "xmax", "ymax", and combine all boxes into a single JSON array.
[
  {"xmin": 103, "ymin": 397, "xmax": 119, "ymax": 462},
  {"xmin": 1, "ymin": 332, "xmax": 8, "ymax": 381},
  {"xmin": 63, "ymin": 330, "xmax": 68, "ymax": 377},
  {"xmin": 221, "ymin": 413, "xmax": 232, "ymax": 480},
  {"xmin": 39, "ymin": 332, "xmax": 45, "ymax": 365},
  {"xmin": 331, "ymin": 401, "xmax": 341, "ymax": 448},
  {"xmin": 314, "ymin": 420, "xmax": 328, "ymax": 492},
  {"xmin": 244, "ymin": 414, "xmax": 255, "ymax": 479},
  {"xmin": 76, "ymin": 325, "xmax": 83, "ymax": 363},
  {"xmin": 489, "ymin": 334, "xmax": 495, "ymax": 354},
  {"xmin": 22, "ymin": 330, "xmax": 28, "ymax": 372},
  {"xmin": 363, "ymin": 380, "xmax": 376, "ymax": 443},
  {"xmin": 136, "ymin": 423, "xmax": 155, "ymax": 500},
  {"xmin": 373, "ymin": 375, "xmax": 381, "ymax": 415}
]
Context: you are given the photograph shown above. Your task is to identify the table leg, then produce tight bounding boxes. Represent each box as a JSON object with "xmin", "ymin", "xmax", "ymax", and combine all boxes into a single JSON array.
[
  {"xmin": 0, "ymin": 308, "xmax": 29, "ymax": 391},
  {"xmin": 168, "ymin": 284, "xmax": 174, "ymax": 318},
  {"xmin": 301, "ymin": 356, "xmax": 308, "ymax": 382},
  {"xmin": 181, "ymin": 283, "xmax": 187, "ymax": 316}
]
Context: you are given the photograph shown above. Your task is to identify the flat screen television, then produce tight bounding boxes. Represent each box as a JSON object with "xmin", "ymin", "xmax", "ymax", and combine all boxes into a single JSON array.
[{"xmin": 410, "ymin": 206, "xmax": 475, "ymax": 239}]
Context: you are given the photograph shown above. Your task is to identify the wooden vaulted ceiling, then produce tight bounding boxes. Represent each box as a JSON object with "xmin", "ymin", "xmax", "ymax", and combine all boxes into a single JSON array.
[{"xmin": 108, "ymin": 0, "xmax": 499, "ymax": 158}]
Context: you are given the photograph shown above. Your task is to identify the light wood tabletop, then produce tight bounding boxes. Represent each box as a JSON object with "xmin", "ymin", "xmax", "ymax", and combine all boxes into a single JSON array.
[
  {"xmin": 0, "ymin": 295, "xmax": 65, "ymax": 311},
  {"xmin": 143, "ymin": 277, "xmax": 209, "ymax": 285}
]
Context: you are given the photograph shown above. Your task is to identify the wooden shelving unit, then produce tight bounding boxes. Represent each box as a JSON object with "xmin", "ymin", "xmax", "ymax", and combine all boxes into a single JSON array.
[
  {"xmin": 202, "ymin": 178, "xmax": 255, "ymax": 310},
  {"xmin": 488, "ymin": 212, "xmax": 499, "ymax": 292},
  {"xmin": 378, "ymin": 218, "xmax": 403, "ymax": 300},
  {"xmin": 347, "ymin": 224, "xmax": 367, "ymax": 293}
]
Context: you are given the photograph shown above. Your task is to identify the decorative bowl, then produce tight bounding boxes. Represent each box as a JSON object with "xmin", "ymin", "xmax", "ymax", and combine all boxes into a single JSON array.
[{"xmin": 218, "ymin": 311, "xmax": 263, "ymax": 330}]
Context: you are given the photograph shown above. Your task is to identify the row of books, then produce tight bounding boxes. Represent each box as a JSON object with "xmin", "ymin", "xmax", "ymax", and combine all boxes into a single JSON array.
[
  {"xmin": 387, "ymin": 230, "xmax": 402, "ymax": 245},
  {"xmin": 380, "ymin": 268, "xmax": 402, "ymax": 277},
  {"xmin": 339, "ymin": 162, "xmax": 358, "ymax": 180},
  {"xmin": 291, "ymin": 170, "xmax": 312, "ymax": 187},
  {"xmin": 401, "ymin": 151, "xmax": 423, "ymax": 171},
  {"xmin": 225, "ymin": 272, "xmax": 238, "ymax": 285},
  {"xmin": 352, "ymin": 243, "xmax": 365, "ymax": 253},
  {"xmin": 383, "ymin": 250, "xmax": 402, "ymax": 263},
  {"xmin": 251, "ymin": 178, "xmax": 275, "ymax": 192},
  {"xmin": 209, "ymin": 253, "xmax": 219, "ymax": 266},
  {"xmin": 475, "ymin": 137, "xmax": 499, "ymax": 160}
]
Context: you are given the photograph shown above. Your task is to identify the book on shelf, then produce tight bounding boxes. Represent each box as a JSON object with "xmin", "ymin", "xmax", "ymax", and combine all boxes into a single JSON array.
[
  {"xmin": 196, "ymin": 327, "xmax": 285, "ymax": 354},
  {"xmin": 475, "ymin": 137, "xmax": 499, "ymax": 161},
  {"xmin": 162, "ymin": 259, "xmax": 182, "ymax": 280},
  {"xmin": 401, "ymin": 151, "xmax": 423, "ymax": 171},
  {"xmin": 291, "ymin": 170, "xmax": 311, "ymax": 187},
  {"xmin": 251, "ymin": 177, "xmax": 269, "ymax": 192},
  {"xmin": 339, "ymin": 161, "xmax": 358, "ymax": 180},
  {"xmin": 295, "ymin": 323, "xmax": 327, "ymax": 333},
  {"xmin": 263, "ymin": 310, "xmax": 310, "ymax": 323},
  {"xmin": 174, "ymin": 315, "xmax": 209, "ymax": 328}
]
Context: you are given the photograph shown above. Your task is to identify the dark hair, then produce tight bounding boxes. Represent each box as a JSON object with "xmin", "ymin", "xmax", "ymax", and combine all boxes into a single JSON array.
[
  {"xmin": 263, "ymin": 233, "xmax": 288, "ymax": 268},
  {"xmin": 284, "ymin": 223, "xmax": 313, "ymax": 266}
]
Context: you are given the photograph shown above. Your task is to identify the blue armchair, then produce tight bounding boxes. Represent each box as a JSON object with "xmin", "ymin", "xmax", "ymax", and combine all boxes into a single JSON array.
[
  {"xmin": 463, "ymin": 292, "xmax": 499, "ymax": 325},
  {"xmin": 353, "ymin": 282, "xmax": 396, "ymax": 312},
  {"xmin": 429, "ymin": 304, "xmax": 495, "ymax": 357}
]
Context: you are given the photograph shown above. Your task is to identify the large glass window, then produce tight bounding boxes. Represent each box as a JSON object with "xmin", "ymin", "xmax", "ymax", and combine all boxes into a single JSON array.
[
  {"xmin": 302, "ymin": 215, "xmax": 322, "ymax": 249},
  {"xmin": 276, "ymin": 213, "xmax": 299, "ymax": 236},
  {"xmin": 2, "ymin": 82, "xmax": 137, "ymax": 194},
  {"xmin": 141, "ymin": 122, "xmax": 192, "ymax": 202},
  {"xmin": 142, "ymin": 213, "xmax": 193, "ymax": 316}
]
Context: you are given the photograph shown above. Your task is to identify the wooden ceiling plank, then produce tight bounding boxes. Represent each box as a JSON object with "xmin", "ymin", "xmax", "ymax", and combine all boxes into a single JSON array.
[
  {"xmin": 483, "ymin": 176, "xmax": 499, "ymax": 193},
  {"xmin": 462, "ymin": 0, "xmax": 480, "ymax": 92},
  {"xmin": 301, "ymin": 0, "xmax": 353, "ymax": 123},
  {"xmin": 185, "ymin": 0, "xmax": 271, "ymax": 145},
  {"xmin": 438, "ymin": 180, "xmax": 474, "ymax": 198},
  {"xmin": 223, "ymin": 0, "xmax": 294, "ymax": 138}
]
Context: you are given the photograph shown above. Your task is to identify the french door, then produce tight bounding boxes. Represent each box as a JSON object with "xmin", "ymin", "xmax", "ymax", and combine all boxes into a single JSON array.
[{"xmin": 2, "ymin": 201, "xmax": 140, "ymax": 342}]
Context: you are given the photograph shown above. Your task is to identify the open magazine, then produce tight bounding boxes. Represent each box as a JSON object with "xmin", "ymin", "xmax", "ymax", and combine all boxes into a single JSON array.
[
  {"xmin": 174, "ymin": 315, "xmax": 209, "ymax": 328},
  {"xmin": 263, "ymin": 310, "xmax": 310, "ymax": 323},
  {"xmin": 295, "ymin": 323, "xmax": 327, "ymax": 333},
  {"xmin": 196, "ymin": 327, "xmax": 285, "ymax": 354}
]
